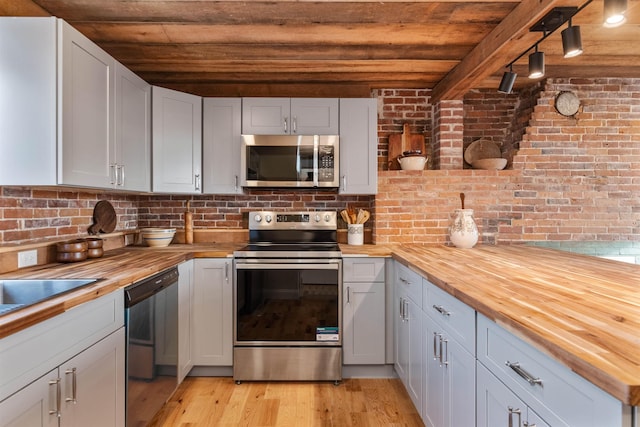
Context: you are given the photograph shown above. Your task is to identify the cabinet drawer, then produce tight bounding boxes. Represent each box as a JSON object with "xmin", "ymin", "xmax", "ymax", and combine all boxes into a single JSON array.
[
  {"xmin": 343, "ymin": 257, "xmax": 385, "ymax": 282},
  {"xmin": 424, "ymin": 279, "xmax": 475, "ymax": 355},
  {"xmin": 395, "ymin": 261, "xmax": 422, "ymax": 306},
  {"xmin": 477, "ymin": 314, "xmax": 623, "ymax": 427}
]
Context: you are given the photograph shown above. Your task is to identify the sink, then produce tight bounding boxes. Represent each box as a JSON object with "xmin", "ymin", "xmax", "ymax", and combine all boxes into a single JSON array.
[{"xmin": 0, "ymin": 279, "xmax": 100, "ymax": 315}]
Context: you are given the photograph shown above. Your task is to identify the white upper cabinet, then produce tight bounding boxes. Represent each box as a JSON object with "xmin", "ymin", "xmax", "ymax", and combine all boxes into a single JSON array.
[
  {"xmin": 242, "ymin": 98, "xmax": 339, "ymax": 135},
  {"xmin": 152, "ymin": 86, "xmax": 202, "ymax": 193},
  {"xmin": 114, "ymin": 63, "xmax": 151, "ymax": 192},
  {"xmin": 339, "ymin": 98, "xmax": 378, "ymax": 194},
  {"xmin": 0, "ymin": 18, "xmax": 151, "ymax": 191},
  {"xmin": 59, "ymin": 19, "xmax": 115, "ymax": 188},
  {"xmin": 203, "ymin": 98, "xmax": 243, "ymax": 194}
]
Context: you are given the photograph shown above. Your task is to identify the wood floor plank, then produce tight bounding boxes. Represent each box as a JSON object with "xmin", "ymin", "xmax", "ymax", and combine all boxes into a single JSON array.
[{"xmin": 149, "ymin": 377, "xmax": 424, "ymax": 427}]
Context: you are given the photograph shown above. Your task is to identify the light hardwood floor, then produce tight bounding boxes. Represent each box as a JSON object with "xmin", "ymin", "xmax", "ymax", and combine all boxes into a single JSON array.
[{"xmin": 149, "ymin": 377, "xmax": 424, "ymax": 426}]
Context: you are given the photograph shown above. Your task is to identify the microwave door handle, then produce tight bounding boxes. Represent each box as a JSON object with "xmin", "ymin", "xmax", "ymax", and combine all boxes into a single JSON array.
[{"xmin": 313, "ymin": 135, "xmax": 319, "ymax": 186}]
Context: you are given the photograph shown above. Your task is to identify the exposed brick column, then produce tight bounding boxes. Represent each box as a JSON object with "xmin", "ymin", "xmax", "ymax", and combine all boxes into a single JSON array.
[{"xmin": 432, "ymin": 100, "xmax": 464, "ymax": 169}]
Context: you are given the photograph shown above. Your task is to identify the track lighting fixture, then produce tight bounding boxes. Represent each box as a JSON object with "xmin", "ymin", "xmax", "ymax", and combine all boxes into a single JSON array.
[
  {"xmin": 498, "ymin": 65, "xmax": 517, "ymax": 94},
  {"xmin": 528, "ymin": 45, "xmax": 545, "ymax": 79},
  {"xmin": 603, "ymin": 0, "xmax": 627, "ymax": 27},
  {"xmin": 562, "ymin": 19, "xmax": 583, "ymax": 58}
]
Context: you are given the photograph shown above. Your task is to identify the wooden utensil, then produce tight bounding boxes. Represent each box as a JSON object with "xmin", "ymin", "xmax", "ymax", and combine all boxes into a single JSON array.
[
  {"xmin": 460, "ymin": 193, "xmax": 465, "ymax": 209},
  {"xmin": 340, "ymin": 209, "xmax": 351, "ymax": 224},
  {"xmin": 88, "ymin": 200, "xmax": 117, "ymax": 234},
  {"xmin": 388, "ymin": 123, "xmax": 425, "ymax": 170},
  {"xmin": 185, "ymin": 200, "xmax": 194, "ymax": 244}
]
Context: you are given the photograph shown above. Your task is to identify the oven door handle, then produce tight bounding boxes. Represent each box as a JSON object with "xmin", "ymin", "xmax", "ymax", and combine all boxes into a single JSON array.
[{"xmin": 236, "ymin": 262, "xmax": 340, "ymax": 270}]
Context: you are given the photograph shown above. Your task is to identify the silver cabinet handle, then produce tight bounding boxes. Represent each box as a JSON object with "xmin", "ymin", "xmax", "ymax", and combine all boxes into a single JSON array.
[
  {"xmin": 508, "ymin": 407, "xmax": 521, "ymax": 427},
  {"xmin": 346, "ymin": 286, "xmax": 351, "ymax": 304},
  {"xmin": 442, "ymin": 338, "xmax": 449, "ymax": 366},
  {"xmin": 195, "ymin": 174, "xmax": 201, "ymax": 191},
  {"xmin": 341, "ymin": 175, "xmax": 346, "ymax": 191},
  {"xmin": 433, "ymin": 332, "xmax": 441, "ymax": 360},
  {"xmin": 523, "ymin": 423, "xmax": 537, "ymax": 427},
  {"xmin": 109, "ymin": 164, "xmax": 117, "ymax": 185},
  {"xmin": 432, "ymin": 304, "xmax": 451, "ymax": 316},
  {"xmin": 119, "ymin": 165, "xmax": 125, "ymax": 186},
  {"xmin": 234, "ymin": 175, "xmax": 238, "ymax": 190},
  {"xmin": 506, "ymin": 361, "xmax": 543, "ymax": 386},
  {"xmin": 49, "ymin": 378, "xmax": 61, "ymax": 417},
  {"xmin": 284, "ymin": 117, "xmax": 288, "ymax": 133},
  {"xmin": 403, "ymin": 300, "xmax": 409, "ymax": 321},
  {"xmin": 399, "ymin": 297, "xmax": 403, "ymax": 320},
  {"xmin": 292, "ymin": 116, "xmax": 297, "ymax": 133},
  {"xmin": 225, "ymin": 262, "xmax": 229, "ymax": 282},
  {"xmin": 65, "ymin": 367, "xmax": 77, "ymax": 403}
]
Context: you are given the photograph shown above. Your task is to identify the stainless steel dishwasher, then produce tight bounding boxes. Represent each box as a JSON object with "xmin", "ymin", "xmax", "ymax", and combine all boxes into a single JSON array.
[{"xmin": 124, "ymin": 267, "xmax": 179, "ymax": 427}]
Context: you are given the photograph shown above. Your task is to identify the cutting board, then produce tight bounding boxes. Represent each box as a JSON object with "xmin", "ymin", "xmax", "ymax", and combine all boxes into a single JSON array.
[
  {"xmin": 88, "ymin": 200, "xmax": 117, "ymax": 234},
  {"xmin": 388, "ymin": 123, "xmax": 425, "ymax": 170}
]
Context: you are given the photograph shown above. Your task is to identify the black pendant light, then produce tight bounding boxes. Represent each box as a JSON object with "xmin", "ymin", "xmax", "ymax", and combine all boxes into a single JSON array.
[
  {"xmin": 603, "ymin": 0, "xmax": 627, "ymax": 27},
  {"xmin": 562, "ymin": 19, "xmax": 583, "ymax": 58},
  {"xmin": 498, "ymin": 65, "xmax": 517, "ymax": 94},
  {"xmin": 528, "ymin": 46, "xmax": 545, "ymax": 79}
]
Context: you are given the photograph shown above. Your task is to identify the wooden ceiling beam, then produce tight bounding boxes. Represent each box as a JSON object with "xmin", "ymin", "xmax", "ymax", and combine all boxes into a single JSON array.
[{"xmin": 431, "ymin": 0, "xmax": 569, "ymax": 101}]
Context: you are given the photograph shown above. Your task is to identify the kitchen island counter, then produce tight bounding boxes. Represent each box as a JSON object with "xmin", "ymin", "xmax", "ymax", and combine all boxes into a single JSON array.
[{"xmin": 392, "ymin": 244, "xmax": 640, "ymax": 406}]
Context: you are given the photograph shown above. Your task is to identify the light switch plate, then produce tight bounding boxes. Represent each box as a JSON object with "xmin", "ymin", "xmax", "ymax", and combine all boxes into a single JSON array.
[{"xmin": 18, "ymin": 249, "xmax": 37, "ymax": 268}]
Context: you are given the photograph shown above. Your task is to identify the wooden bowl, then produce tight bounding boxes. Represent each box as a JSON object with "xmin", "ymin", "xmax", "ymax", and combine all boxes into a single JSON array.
[
  {"xmin": 85, "ymin": 238, "xmax": 103, "ymax": 249},
  {"xmin": 87, "ymin": 248, "xmax": 104, "ymax": 258},
  {"xmin": 57, "ymin": 251, "xmax": 88, "ymax": 263},
  {"xmin": 56, "ymin": 239, "xmax": 88, "ymax": 253},
  {"xmin": 471, "ymin": 158, "xmax": 507, "ymax": 170}
]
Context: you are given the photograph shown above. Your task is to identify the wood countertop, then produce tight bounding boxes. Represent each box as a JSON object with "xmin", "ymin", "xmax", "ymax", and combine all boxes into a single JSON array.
[
  {"xmin": 2, "ymin": 241, "xmax": 639, "ymax": 406},
  {"xmin": 392, "ymin": 244, "xmax": 640, "ymax": 406}
]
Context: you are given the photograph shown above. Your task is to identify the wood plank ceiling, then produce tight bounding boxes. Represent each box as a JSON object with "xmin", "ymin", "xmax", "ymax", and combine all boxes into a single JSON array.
[{"xmin": 3, "ymin": 0, "xmax": 639, "ymax": 98}]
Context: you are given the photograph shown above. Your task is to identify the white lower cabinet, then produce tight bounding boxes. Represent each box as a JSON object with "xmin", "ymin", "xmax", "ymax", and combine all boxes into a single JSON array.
[
  {"xmin": 394, "ymin": 262, "xmax": 424, "ymax": 415},
  {"xmin": 423, "ymin": 311, "xmax": 475, "ymax": 427},
  {"xmin": 477, "ymin": 362, "xmax": 550, "ymax": 427},
  {"xmin": 0, "ymin": 328, "xmax": 125, "ymax": 427},
  {"xmin": 192, "ymin": 258, "xmax": 233, "ymax": 366},
  {"xmin": 178, "ymin": 260, "xmax": 195, "ymax": 382},
  {"xmin": 343, "ymin": 258, "xmax": 386, "ymax": 365}
]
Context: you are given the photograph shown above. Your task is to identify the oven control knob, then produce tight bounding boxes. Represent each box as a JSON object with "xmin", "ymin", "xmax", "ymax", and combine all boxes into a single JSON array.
[
  {"xmin": 315, "ymin": 214, "xmax": 321, "ymax": 223},
  {"xmin": 265, "ymin": 214, "xmax": 273, "ymax": 223},
  {"xmin": 324, "ymin": 214, "xmax": 331, "ymax": 222},
  {"xmin": 253, "ymin": 214, "xmax": 262, "ymax": 223}
]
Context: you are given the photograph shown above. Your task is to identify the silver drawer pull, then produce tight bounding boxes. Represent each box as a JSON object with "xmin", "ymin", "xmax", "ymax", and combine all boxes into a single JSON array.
[
  {"xmin": 508, "ymin": 407, "xmax": 521, "ymax": 427},
  {"xmin": 506, "ymin": 361, "xmax": 543, "ymax": 386},
  {"xmin": 432, "ymin": 304, "xmax": 451, "ymax": 316}
]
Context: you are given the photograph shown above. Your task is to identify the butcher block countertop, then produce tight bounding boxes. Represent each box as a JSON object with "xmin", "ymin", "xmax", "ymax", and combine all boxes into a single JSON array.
[
  {"xmin": 1, "ymin": 242, "xmax": 639, "ymax": 406},
  {"xmin": 392, "ymin": 244, "xmax": 640, "ymax": 406}
]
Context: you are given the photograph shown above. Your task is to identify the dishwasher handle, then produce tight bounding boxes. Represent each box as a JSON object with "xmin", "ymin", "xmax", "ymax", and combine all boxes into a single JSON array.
[{"xmin": 124, "ymin": 267, "xmax": 179, "ymax": 307}]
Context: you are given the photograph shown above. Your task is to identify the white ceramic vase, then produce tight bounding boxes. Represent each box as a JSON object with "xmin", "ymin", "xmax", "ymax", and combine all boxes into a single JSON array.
[{"xmin": 449, "ymin": 209, "xmax": 478, "ymax": 249}]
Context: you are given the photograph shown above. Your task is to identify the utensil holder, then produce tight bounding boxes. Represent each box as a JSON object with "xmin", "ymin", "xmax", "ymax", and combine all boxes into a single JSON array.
[{"xmin": 347, "ymin": 224, "xmax": 364, "ymax": 245}]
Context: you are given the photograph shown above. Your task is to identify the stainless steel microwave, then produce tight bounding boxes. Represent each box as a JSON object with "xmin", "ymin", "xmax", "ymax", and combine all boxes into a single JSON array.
[{"xmin": 241, "ymin": 135, "xmax": 339, "ymax": 188}]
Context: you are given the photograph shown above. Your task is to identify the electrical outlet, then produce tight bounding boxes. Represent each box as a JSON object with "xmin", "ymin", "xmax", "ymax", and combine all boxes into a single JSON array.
[{"xmin": 18, "ymin": 249, "xmax": 38, "ymax": 268}]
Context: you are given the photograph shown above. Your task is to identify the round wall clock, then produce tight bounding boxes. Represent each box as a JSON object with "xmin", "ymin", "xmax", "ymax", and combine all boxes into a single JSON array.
[{"xmin": 555, "ymin": 91, "xmax": 580, "ymax": 116}]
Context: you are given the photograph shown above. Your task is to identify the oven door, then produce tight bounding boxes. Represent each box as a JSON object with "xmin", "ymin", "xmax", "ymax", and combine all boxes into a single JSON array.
[{"xmin": 234, "ymin": 258, "xmax": 342, "ymax": 346}]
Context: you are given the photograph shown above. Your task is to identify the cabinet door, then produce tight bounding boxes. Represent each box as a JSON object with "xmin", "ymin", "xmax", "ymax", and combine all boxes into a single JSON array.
[
  {"xmin": 477, "ymin": 362, "xmax": 528, "ymax": 427},
  {"xmin": 343, "ymin": 281, "xmax": 385, "ymax": 364},
  {"xmin": 339, "ymin": 98, "xmax": 378, "ymax": 194},
  {"xmin": 192, "ymin": 259, "xmax": 233, "ymax": 366},
  {"xmin": 114, "ymin": 63, "xmax": 151, "ymax": 191},
  {"xmin": 203, "ymin": 98, "xmax": 242, "ymax": 194},
  {"xmin": 242, "ymin": 97, "xmax": 290, "ymax": 134},
  {"xmin": 423, "ymin": 313, "xmax": 445, "ymax": 427},
  {"xmin": 59, "ymin": 19, "xmax": 115, "ymax": 188},
  {"xmin": 178, "ymin": 260, "xmax": 194, "ymax": 383},
  {"xmin": 0, "ymin": 368, "xmax": 58, "ymax": 427},
  {"xmin": 60, "ymin": 328, "xmax": 125, "ymax": 427},
  {"xmin": 152, "ymin": 86, "xmax": 202, "ymax": 193},
  {"xmin": 394, "ymin": 292, "xmax": 407, "ymax": 382},
  {"xmin": 291, "ymin": 98, "xmax": 339, "ymax": 134},
  {"xmin": 406, "ymin": 296, "xmax": 423, "ymax": 417},
  {"xmin": 444, "ymin": 334, "xmax": 475, "ymax": 427},
  {"xmin": 0, "ymin": 17, "xmax": 57, "ymax": 186}
]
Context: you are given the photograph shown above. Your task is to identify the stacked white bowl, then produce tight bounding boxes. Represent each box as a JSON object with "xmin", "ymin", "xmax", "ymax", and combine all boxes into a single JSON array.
[{"xmin": 141, "ymin": 228, "xmax": 176, "ymax": 247}]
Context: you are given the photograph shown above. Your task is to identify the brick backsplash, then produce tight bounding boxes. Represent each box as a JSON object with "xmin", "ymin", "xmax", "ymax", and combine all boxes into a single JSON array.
[{"xmin": 2, "ymin": 78, "xmax": 639, "ymax": 246}]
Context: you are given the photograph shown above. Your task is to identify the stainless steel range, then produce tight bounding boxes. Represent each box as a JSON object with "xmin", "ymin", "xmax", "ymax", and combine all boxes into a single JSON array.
[{"xmin": 233, "ymin": 211, "xmax": 342, "ymax": 383}]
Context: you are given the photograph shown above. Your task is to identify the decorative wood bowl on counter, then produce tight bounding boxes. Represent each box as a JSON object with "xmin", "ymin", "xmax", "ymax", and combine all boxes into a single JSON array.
[
  {"xmin": 56, "ymin": 239, "xmax": 88, "ymax": 263},
  {"xmin": 140, "ymin": 228, "xmax": 176, "ymax": 247}
]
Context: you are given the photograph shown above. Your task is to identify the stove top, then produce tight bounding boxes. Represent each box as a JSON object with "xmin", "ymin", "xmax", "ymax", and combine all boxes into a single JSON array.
[{"xmin": 234, "ymin": 210, "xmax": 341, "ymax": 258}]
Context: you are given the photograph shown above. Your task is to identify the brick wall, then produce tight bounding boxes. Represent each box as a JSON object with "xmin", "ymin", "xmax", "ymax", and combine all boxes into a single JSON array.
[
  {"xmin": 0, "ymin": 187, "xmax": 138, "ymax": 243},
  {"xmin": 375, "ymin": 78, "xmax": 640, "ymax": 245}
]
